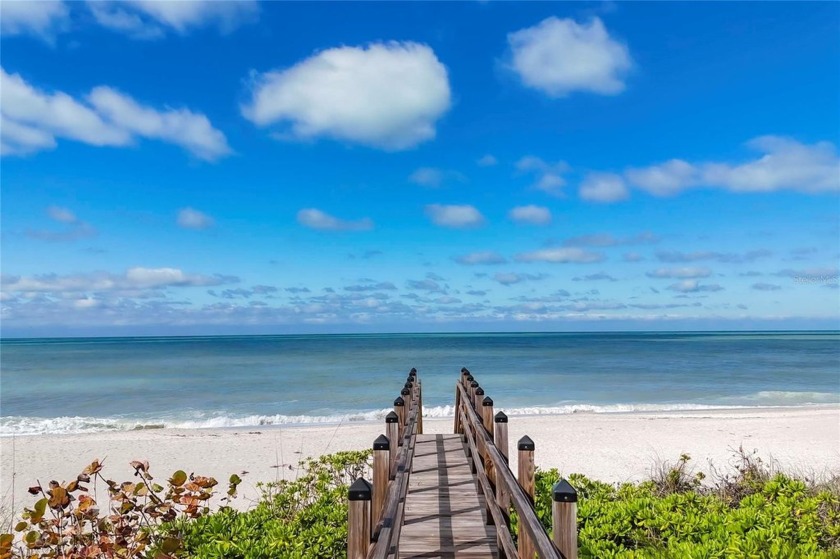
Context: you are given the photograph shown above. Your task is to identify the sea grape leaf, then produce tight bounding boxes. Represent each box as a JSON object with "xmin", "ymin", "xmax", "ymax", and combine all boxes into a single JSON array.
[{"xmin": 170, "ymin": 470, "xmax": 187, "ymax": 487}]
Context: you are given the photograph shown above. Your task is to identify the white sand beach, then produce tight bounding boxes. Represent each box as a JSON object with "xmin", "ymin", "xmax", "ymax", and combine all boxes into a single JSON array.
[{"xmin": 2, "ymin": 406, "xmax": 838, "ymax": 512}]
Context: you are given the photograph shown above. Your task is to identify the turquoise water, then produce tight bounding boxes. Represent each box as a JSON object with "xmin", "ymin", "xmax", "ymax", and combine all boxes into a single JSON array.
[{"xmin": 1, "ymin": 331, "xmax": 838, "ymax": 435}]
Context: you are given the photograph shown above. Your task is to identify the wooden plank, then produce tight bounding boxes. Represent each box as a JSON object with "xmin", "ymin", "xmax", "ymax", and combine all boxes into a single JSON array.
[{"xmin": 398, "ymin": 434, "xmax": 497, "ymax": 559}]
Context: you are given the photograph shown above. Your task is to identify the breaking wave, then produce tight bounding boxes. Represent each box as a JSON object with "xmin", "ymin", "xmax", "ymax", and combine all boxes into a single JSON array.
[{"xmin": 1, "ymin": 390, "xmax": 836, "ymax": 436}]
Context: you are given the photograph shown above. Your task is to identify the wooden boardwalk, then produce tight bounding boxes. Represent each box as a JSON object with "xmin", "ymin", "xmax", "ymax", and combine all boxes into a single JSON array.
[{"xmin": 399, "ymin": 434, "xmax": 497, "ymax": 558}]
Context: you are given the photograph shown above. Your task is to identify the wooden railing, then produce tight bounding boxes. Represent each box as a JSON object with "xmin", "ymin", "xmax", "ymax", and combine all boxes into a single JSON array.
[
  {"xmin": 347, "ymin": 368, "xmax": 423, "ymax": 559},
  {"xmin": 347, "ymin": 367, "xmax": 578, "ymax": 559},
  {"xmin": 455, "ymin": 367, "xmax": 578, "ymax": 559}
]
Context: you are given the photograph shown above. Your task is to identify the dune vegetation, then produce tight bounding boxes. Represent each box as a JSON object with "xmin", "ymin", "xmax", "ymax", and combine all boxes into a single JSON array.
[{"xmin": 2, "ymin": 449, "xmax": 838, "ymax": 559}]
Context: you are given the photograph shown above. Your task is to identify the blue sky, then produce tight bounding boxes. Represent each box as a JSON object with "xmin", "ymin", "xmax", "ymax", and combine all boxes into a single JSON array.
[{"xmin": 1, "ymin": 1, "xmax": 838, "ymax": 336}]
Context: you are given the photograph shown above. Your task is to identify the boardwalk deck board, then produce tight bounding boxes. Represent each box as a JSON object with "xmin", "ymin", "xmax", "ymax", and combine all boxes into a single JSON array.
[{"xmin": 398, "ymin": 434, "xmax": 498, "ymax": 559}]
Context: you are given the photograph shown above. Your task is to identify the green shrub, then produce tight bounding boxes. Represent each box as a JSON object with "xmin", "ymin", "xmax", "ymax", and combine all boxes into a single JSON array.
[{"xmin": 159, "ymin": 450, "xmax": 371, "ymax": 559}]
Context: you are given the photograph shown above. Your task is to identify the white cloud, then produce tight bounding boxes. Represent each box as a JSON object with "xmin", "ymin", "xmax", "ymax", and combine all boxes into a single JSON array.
[
  {"xmin": 297, "ymin": 209, "xmax": 373, "ymax": 232},
  {"xmin": 87, "ymin": 0, "xmax": 258, "ymax": 38},
  {"xmin": 493, "ymin": 272, "xmax": 548, "ymax": 286},
  {"xmin": 506, "ymin": 16, "xmax": 632, "ymax": 97},
  {"xmin": 516, "ymin": 156, "xmax": 570, "ymax": 195},
  {"xmin": 626, "ymin": 137, "xmax": 840, "ymax": 196},
  {"xmin": 87, "ymin": 87, "xmax": 231, "ymax": 160},
  {"xmin": 1, "ymin": 268, "xmax": 238, "ymax": 293},
  {"xmin": 647, "ymin": 267, "xmax": 712, "ymax": 279},
  {"xmin": 0, "ymin": 68, "xmax": 230, "ymax": 160},
  {"xmin": 666, "ymin": 280, "xmax": 724, "ymax": 293},
  {"xmin": 408, "ymin": 167, "xmax": 465, "ymax": 187},
  {"xmin": 579, "ymin": 172, "xmax": 629, "ymax": 202},
  {"xmin": 47, "ymin": 205, "xmax": 77, "ymax": 223},
  {"xmin": 0, "ymin": 0, "xmax": 68, "ymax": 39},
  {"xmin": 425, "ymin": 204, "xmax": 485, "ymax": 229},
  {"xmin": 177, "ymin": 208, "xmax": 214, "ymax": 230},
  {"xmin": 509, "ymin": 205, "xmax": 551, "ymax": 225},
  {"xmin": 477, "ymin": 154, "xmax": 498, "ymax": 167},
  {"xmin": 455, "ymin": 251, "xmax": 507, "ymax": 265},
  {"xmin": 242, "ymin": 42, "xmax": 451, "ymax": 150},
  {"xmin": 514, "ymin": 247, "xmax": 604, "ymax": 263},
  {"xmin": 625, "ymin": 159, "xmax": 697, "ymax": 196},
  {"xmin": 702, "ymin": 136, "xmax": 839, "ymax": 194}
]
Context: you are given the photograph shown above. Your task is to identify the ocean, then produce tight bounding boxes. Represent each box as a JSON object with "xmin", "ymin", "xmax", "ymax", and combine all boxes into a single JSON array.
[{"xmin": 1, "ymin": 331, "xmax": 838, "ymax": 436}]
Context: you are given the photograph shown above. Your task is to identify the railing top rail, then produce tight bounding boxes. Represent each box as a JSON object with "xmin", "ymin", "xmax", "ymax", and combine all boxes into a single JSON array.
[
  {"xmin": 456, "ymin": 380, "xmax": 564, "ymax": 559},
  {"xmin": 368, "ymin": 377, "xmax": 421, "ymax": 559}
]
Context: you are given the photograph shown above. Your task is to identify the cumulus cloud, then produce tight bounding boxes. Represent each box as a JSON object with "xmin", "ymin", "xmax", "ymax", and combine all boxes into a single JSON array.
[
  {"xmin": 514, "ymin": 247, "xmax": 605, "ymax": 263},
  {"xmin": 26, "ymin": 205, "xmax": 96, "ymax": 242},
  {"xmin": 625, "ymin": 159, "xmax": 697, "ymax": 197},
  {"xmin": 0, "ymin": 0, "xmax": 68, "ymax": 39},
  {"xmin": 87, "ymin": 0, "xmax": 258, "ymax": 38},
  {"xmin": 0, "ymin": 68, "xmax": 230, "ymax": 159},
  {"xmin": 509, "ymin": 205, "xmax": 551, "ymax": 225},
  {"xmin": 516, "ymin": 156, "xmax": 570, "ymax": 195},
  {"xmin": 646, "ymin": 267, "xmax": 712, "ymax": 279},
  {"xmin": 408, "ymin": 167, "xmax": 465, "ymax": 188},
  {"xmin": 626, "ymin": 137, "xmax": 840, "ymax": 195},
  {"xmin": 241, "ymin": 42, "xmax": 451, "ymax": 150},
  {"xmin": 477, "ymin": 154, "xmax": 498, "ymax": 167},
  {"xmin": 344, "ymin": 281, "xmax": 397, "ymax": 292},
  {"xmin": 297, "ymin": 209, "xmax": 373, "ymax": 232},
  {"xmin": 177, "ymin": 207, "xmax": 214, "ymax": 230},
  {"xmin": 752, "ymin": 283, "xmax": 781, "ymax": 291},
  {"xmin": 425, "ymin": 204, "xmax": 485, "ymax": 228},
  {"xmin": 573, "ymin": 273, "xmax": 617, "ymax": 282},
  {"xmin": 563, "ymin": 232, "xmax": 658, "ymax": 247},
  {"xmin": 655, "ymin": 249, "xmax": 771, "ymax": 264},
  {"xmin": 493, "ymin": 272, "xmax": 549, "ymax": 286},
  {"xmin": 506, "ymin": 16, "xmax": 632, "ymax": 97},
  {"xmin": 579, "ymin": 172, "xmax": 629, "ymax": 203},
  {"xmin": 666, "ymin": 280, "xmax": 724, "ymax": 293},
  {"xmin": 1, "ymin": 268, "xmax": 238, "ymax": 293},
  {"xmin": 406, "ymin": 278, "xmax": 445, "ymax": 293},
  {"xmin": 455, "ymin": 251, "xmax": 507, "ymax": 265},
  {"xmin": 47, "ymin": 206, "xmax": 77, "ymax": 223}
]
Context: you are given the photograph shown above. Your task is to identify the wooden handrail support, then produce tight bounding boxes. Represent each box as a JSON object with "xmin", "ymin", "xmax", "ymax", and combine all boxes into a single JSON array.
[
  {"xmin": 347, "ymin": 369, "xmax": 423, "ymax": 559},
  {"xmin": 455, "ymin": 379, "xmax": 578, "ymax": 559}
]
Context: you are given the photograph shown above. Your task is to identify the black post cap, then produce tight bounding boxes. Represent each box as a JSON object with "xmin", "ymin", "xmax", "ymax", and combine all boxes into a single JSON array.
[
  {"xmin": 494, "ymin": 411, "xmax": 508, "ymax": 423},
  {"xmin": 373, "ymin": 434, "xmax": 390, "ymax": 451},
  {"xmin": 348, "ymin": 478, "xmax": 372, "ymax": 501},
  {"xmin": 475, "ymin": 387, "xmax": 485, "ymax": 396},
  {"xmin": 385, "ymin": 411, "xmax": 399, "ymax": 423},
  {"xmin": 400, "ymin": 388, "xmax": 410, "ymax": 396},
  {"xmin": 518, "ymin": 435, "xmax": 535, "ymax": 451},
  {"xmin": 482, "ymin": 396, "xmax": 494, "ymax": 407},
  {"xmin": 461, "ymin": 367, "xmax": 469, "ymax": 374},
  {"xmin": 394, "ymin": 396, "xmax": 405, "ymax": 406},
  {"xmin": 466, "ymin": 375, "xmax": 474, "ymax": 382},
  {"xmin": 552, "ymin": 479, "xmax": 578, "ymax": 503},
  {"xmin": 470, "ymin": 381, "xmax": 479, "ymax": 388},
  {"xmin": 410, "ymin": 368, "xmax": 417, "ymax": 374},
  {"xmin": 404, "ymin": 381, "xmax": 413, "ymax": 390}
]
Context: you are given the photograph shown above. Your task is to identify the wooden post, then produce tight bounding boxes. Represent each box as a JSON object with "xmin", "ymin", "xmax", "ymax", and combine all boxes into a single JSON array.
[
  {"xmin": 454, "ymin": 382, "xmax": 462, "ymax": 434},
  {"xmin": 466, "ymin": 374, "xmax": 474, "ymax": 390},
  {"xmin": 347, "ymin": 478, "xmax": 372, "ymax": 559},
  {"xmin": 481, "ymin": 396, "xmax": 495, "ymax": 526},
  {"xmin": 517, "ymin": 436, "xmax": 536, "ymax": 559},
  {"xmin": 469, "ymin": 380, "xmax": 479, "ymax": 407},
  {"xmin": 474, "ymin": 386, "xmax": 485, "ymax": 416},
  {"xmin": 372, "ymin": 435, "xmax": 389, "ymax": 527},
  {"xmin": 385, "ymin": 412, "xmax": 399, "ymax": 473},
  {"xmin": 393, "ymin": 396, "xmax": 405, "ymax": 442},
  {"xmin": 494, "ymin": 411, "xmax": 510, "ymax": 555},
  {"xmin": 417, "ymin": 378, "xmax": 424, "ymax": 435},
  {"xmin": 400, "ymin": 387, "xmax": 411, "ymax": 426},
  {"xmin": 552, "ymin": 479, "xmax": 578, "ymax": 559}
]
